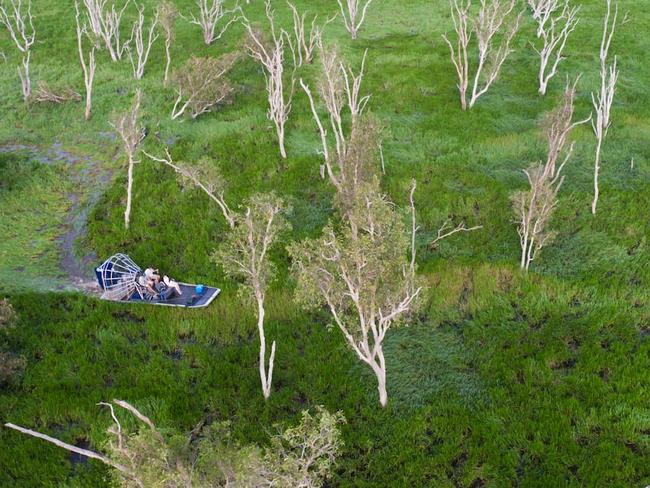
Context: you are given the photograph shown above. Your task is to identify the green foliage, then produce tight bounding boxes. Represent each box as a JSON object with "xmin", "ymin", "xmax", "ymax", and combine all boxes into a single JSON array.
[
  {"xmin": 213, "ymin": 192, "xmax": 291, "ymax": 300},
  {"xmin": 172, "ymin": 53, "xmax": 241, "ymax": 119},
  {"xmin": 101, "ymin": 403, "xmax": 343, "ymax": 487},
  {"xmin": 0, "ymin": 299, "xmax": 26, "ymax": 385},
  {"xmin": 0, "ymin": 0, "xmax": 649, "ymax": 485},
  {"xmin": 290, "ymin": 183, "xmax": 417, "ymax": 330},
  {"xmin": 264, "ymin": 406, "xmax": 345, "ymax": 488}
]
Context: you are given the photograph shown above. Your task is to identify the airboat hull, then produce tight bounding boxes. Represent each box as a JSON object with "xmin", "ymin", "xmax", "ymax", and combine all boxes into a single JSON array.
[
  {"xmin": 100, "ymin": 283, "xmax": 221, "ymax": 308},
  {"xmin": 95, "ymin": 254, "xmax": 220, "ymax": 309}
]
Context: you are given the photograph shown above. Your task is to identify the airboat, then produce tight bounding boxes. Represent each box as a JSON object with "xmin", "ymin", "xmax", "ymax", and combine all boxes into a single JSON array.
[{"xmin": 95, "ymin": 253, "xmax": 220, "ymax": 308}]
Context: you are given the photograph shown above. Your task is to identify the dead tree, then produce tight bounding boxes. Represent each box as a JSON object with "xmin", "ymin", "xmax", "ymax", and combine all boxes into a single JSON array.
[
  {"xmin": 75, "ymin": 2, "xmax": 97, "ymax": 120},
  {"xmin": 300, "ymin": 45, "xmax": 374, "ymax": 214},
  {"xmin": 185, "ymin": 0, "xmax": 240, "ymax": 45},
  {"xmin": 127, "ymin": 4, "xmax": 159, "ymax": 80},
  {"xmin": 112, "ymin": 89, "xmax": 145, "ymax": 230},
  {"xmin": 157, "ymin": 0, "xmax": 178, "ymax": 86},
  {"xmin": 591, "ymin": 0, "xmax": 618, "ymax": 215},
  {"xmin": 286, "ymin": 1, "xmax": 334, "ymax": 66},
  {"xmin": 81, "ymin": 0, "xmax": 130, "ymax": 61},
  {"xmin": 528, "ymin": 0, "xmax": 560, "ymax": 37},
  {"xmin": 300, "ymin": 45, "xmax": 371, "ymax": 171},
  {"xmin": 429, "ymin": 219, "xmax": 482, "ymax": 249},
  {"xmin": 290, "ymin": 181, "xmax": 422, "ymax": 407},
  {"xmin": 5, "ymin": 400, "xmax": 177, "ymax": 487},
  {"xmin": 532, "ymin": 0, "xmax": 580, "ymax": 95},
  {"xmin": 31, "ymin": 82, "xmax": 81, "ymax": 104},
  {"xmin": 243, "ymin": 0, "xmax": 295, "ymax": 159},
  {"xmin": 0, "ymin": 0, "xmax": 35, "ymax": 101},
  {"xmin": 513, "ymin": 78, "xmax": 589, "ymax": 270},
  {"xmin": 336, "ymin": 0, "xmax": 373, "ymax": 40},
  {"xmin": 213, "ymin": 193, "xmax": 290, "ymax": 399},
  {"xmin": 143, "ymin": 148, "xmax": 235, "ymax": 228},
  {"xmin": 170, "ymin": 53, "xmax": 239, "ymax": 120},
  {"xmin": 442, "ymin": 0, "xmax": 522, "ymax": 110}
]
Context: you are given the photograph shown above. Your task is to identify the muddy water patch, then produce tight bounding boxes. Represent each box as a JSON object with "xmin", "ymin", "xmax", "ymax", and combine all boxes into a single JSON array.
[{"xmin": 1, "ymin": 142, "xmax": 114, "ymax": 291}]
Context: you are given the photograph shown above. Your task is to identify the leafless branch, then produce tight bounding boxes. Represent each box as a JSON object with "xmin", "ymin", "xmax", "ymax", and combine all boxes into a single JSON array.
[
  {"xmin": 591, "ymin": 0, "xmax": 618, "ymax": 215},
  {"xmin": 243, "ymin": 0, "xmax": 295, "ymax": 159},
  {"xmin": 442, "ymin": 0, "xmax": 522, "ymax": 110},
  {"xmin": 336, "ymin": 0, "xmax": 373, "ymax": 40},
  {"xmin": 0, "ymin": 0, "xmax": 35, "ymax": 100},
  {"xmin": 429, "ymin": 220, "xmax": 482, "ymax": 248},
  {"xmin": 143, "ymin": 148, "xmax": 235, "ymax": 228},
  {"xmin": 126, "ymin": 3, "xmax": 159, "ymax": 80},
  {"xmin": 184, "ymin": 0, "xmax": 240, "ymax": 45},
  {"xmin": 30, "ymin": 82, "xmax": 81, "ymax": 104},
  {"xmin": 531, "ymin": 0, "xmax": 580, "ymax": 95},
  {"xmin": 75, "ymin": 1, "xmax": 97, "ymax": 120}
]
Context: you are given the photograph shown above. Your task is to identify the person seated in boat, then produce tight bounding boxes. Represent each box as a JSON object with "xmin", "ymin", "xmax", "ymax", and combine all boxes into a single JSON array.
[
  {"xmin": 144, "ymin": 268, "xmax": 182, "ymax": 299},
  {"xmin": 137, "ymin": 269, "xmax": 159, "ymax": 297}
]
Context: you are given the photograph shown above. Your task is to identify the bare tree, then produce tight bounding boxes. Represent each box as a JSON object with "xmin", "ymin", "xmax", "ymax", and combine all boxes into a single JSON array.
[
  {"xmin": 143, "ymin": 147, "xmax": 235, "ymax": 228},
  {"xmin": 112, "ymin": 89, "xmax": 145, "ymax": 230},
  {"xmin": 0, "ymin": 0, "xmax": 35, "ymax": 101},
  {"xmin": 286, "ymin": 1, "xmax": 334, "ymax": 66},
  {"xmin": 512, "ymin": 78, "xmax": 589, "ymax": 270},
  {"xmin": 185, "ymin": 0, "xmax": 240, "ymax": 45},
  {"xmin": 243, "ymin": 1, "xmax": 295, "ymax": 159},
  {"xmin": 75, "ymin": 2, "xmax": 97, "ymax": 120},
  {"xmin": 442, "ymin": 0, "xmax": 522, "ymax": 110},
  {"xmin": 170, "ymin": 53, "xmax": 239, "ymax": 120},
  {"xmin": 528, "ymin": 0, "xmax": 560, "ymax": 37},
  {"xmin": 336, "ymin": 0, "xmax": 373, "ymax": 40},
  {"xmin": 30, "ymin": 82, "xmax": 81, "ymax": 104},
  {"xmin": 213, "ymin": 193, "xmax": 291, "ymax": 399},
  {"xmin": 290, "ymin": 181, "xmax": 422, "ymax": 407},
  {"xmin": 532, "ymin": 0, "xmax": 579, "ymax": 95},
  {"xmin": 300, "ymin": 46, "xmax": 372, "ymax": 187},
  {"xmin": 81, "ymin": 0, "xmax": 130, "ymax": 61},
  {"xmin": 591, "ymin": 0, "xmax": 618, "ymax": 215},
  {"xmin": 126, "ymin": 3, "xmax": 158, "ymax": 80},
  {"xmin": 157, "ymin": 0, "xmax": 178, "ymax": 86}
]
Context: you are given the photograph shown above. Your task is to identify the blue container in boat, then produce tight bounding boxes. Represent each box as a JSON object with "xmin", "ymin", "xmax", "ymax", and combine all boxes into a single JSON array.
[{"xmin": 195, "ymin": 284, "xmax": 205, "ymax": 295}]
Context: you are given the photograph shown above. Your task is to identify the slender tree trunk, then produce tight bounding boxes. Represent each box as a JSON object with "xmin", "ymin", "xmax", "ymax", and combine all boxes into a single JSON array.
[
  {"xmin": 164, "ymin": 40, "xmax": 172, "ymax": 86},
  {"xmin": 85, "ymin": 87, "xmax": 93, "ymax": 120},
  {"xmin": 19, "ymin": 52, "xmax": 31, "ymax": 101},
  {"xmin": 372, "ymin": 358, "xmax": 387, "ymax": 408},
  {"xmin": 257, "ymin": 294, "xmax": 275, "ymax": 398},
  {"xmin": 592, "ymin": 138, "xmax": 602, "ymax": 214},
  {"xmin": 520, "ymin": 237, "xmax": 528, "ymax": 269},
  {"xmin": 277, "ymin": 125, "xmax": 287, "ymax": 159},
  {"xmin": 125, "ymin": 155, "xmax": 134, "ymax": 229}
]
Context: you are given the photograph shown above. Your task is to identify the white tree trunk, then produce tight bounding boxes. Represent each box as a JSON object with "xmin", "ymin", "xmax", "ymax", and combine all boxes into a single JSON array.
[
  {"xmin": 373, "ymin": 348, "xmax": 388, "ymax": 408},
  {"xmin": 18, "ymin": 52, "xmax": 30, "ymax": 101},
  {"xmin": 256, "ymin": 294, "xmax": 275, "ymax": 399},
  {"xmin": 592, "ymin": 137, "xmax": 602, "ymax": 215},
  {"xmin": 84, "ymin": 52, "xmax": 95, "ymax": 120},
  {"xmin": 164, "ymin": 40, "xmax": 172, "ymax": 86},
  {"xmin": 125, "ymin": 155, "xmax": 134, "ymax": 229}
]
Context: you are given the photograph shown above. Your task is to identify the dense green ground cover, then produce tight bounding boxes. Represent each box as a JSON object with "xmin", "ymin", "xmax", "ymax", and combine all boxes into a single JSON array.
[{"xmin": 0, "ymin": 0, "xmax": 648, "ymax": 485}]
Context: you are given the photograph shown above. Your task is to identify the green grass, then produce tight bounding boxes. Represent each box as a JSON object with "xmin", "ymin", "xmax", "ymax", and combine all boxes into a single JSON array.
[
  {"xmin": 0, "ymin": 0, "xmax": 649, "ymax": 486},
  {"xmin": 0, "ymin": 152, "xmax": 72, "ymax": 291}
]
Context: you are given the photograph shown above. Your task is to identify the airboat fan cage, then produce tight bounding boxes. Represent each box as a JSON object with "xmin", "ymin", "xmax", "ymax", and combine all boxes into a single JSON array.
[{"xmin": 95, "ymin": 253, "xmax": 143, "ymax": 301}]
